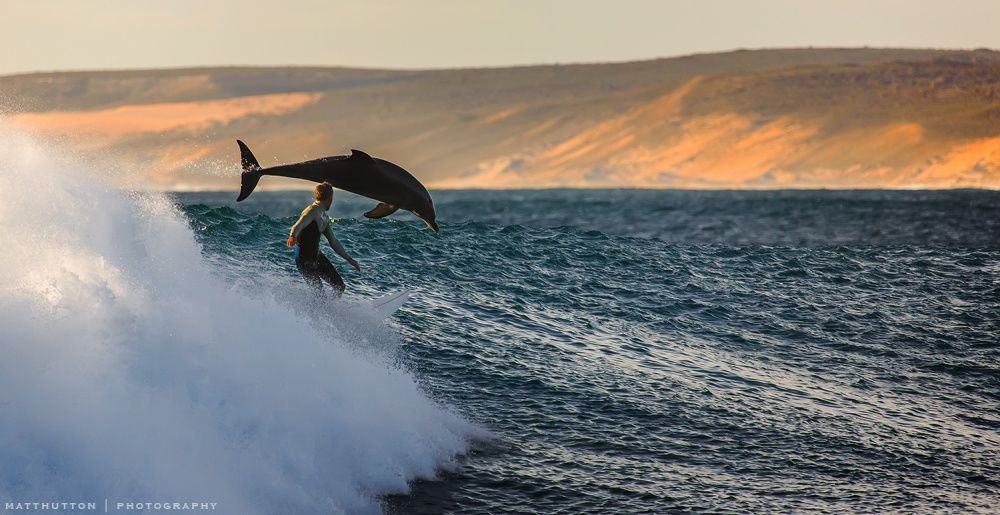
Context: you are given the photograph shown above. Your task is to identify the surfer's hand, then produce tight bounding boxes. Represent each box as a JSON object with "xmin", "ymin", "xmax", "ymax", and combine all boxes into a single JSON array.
[
  {"xmin": 286, "ymin": 235, "xmax": 295, "ymax": 248},
  {"xmin": 348, "ymin": 258, "xmax": 360, "ymax": 272}
]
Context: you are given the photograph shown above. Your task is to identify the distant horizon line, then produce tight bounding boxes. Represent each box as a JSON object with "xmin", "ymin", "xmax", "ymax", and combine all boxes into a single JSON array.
[
  {"xmin": 162, "ymin": 186, "xmax": 1000, "ymax": 194},
  {"xmin": 4, "ymin": 45, "xmax": 998, "ymax": 79}
]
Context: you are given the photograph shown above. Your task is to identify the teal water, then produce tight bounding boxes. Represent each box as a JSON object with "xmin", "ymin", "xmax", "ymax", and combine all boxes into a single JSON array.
[{"xmin": 177, "ymin": 189, "xmax": 999, "ymax": 513}]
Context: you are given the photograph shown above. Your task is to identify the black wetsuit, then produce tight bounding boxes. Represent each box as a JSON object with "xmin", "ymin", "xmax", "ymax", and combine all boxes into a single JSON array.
[{"xmin": 295, "ymin": 220, "xmax": 345, "ymax": 294}]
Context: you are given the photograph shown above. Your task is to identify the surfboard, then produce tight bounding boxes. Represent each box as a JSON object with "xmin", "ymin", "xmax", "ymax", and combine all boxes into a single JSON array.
[{"xmin": 369, "ymin": 290, "xmax": 411, "ymax": 318}]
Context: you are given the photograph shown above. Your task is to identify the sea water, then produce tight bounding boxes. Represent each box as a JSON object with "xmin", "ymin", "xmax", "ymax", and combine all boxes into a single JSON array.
[
  {"xmin": 179, "ymin": 187, "xmax": 998, "ymax": 513},
  {"xmin": 2, "ymin": 125, "xmax": 999, "ymax": 513}
]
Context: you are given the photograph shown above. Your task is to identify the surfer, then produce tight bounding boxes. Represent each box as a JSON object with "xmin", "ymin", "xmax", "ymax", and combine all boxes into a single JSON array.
[{"xmin": 287, "ymin": 182, "xmax": 360, "ymax": 295}]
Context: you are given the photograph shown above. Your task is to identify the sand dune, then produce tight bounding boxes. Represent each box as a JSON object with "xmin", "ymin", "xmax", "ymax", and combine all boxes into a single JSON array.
[{"xmin": 9, "ymin": 92, "xmax": 321, "ymax": 137}]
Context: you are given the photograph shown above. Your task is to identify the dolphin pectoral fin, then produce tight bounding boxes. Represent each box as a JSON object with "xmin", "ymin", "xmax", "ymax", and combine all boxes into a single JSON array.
[
  {"xmin": 349, "ymin": 149, "xmax": 377, "ymax": 165},
  {"xmin": 364, "ymin": 202, "xmax": 399, "ymax": 219}
]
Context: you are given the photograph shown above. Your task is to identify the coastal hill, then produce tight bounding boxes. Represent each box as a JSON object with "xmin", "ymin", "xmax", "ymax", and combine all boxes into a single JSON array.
[{"xmin": 2, "ymin": 48, "xmax": 999, "ymax": 189}]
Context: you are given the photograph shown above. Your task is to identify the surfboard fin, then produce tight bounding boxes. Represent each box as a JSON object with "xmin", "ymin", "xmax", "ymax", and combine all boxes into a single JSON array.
[
  {"xmin": 364, "ymin": 202, "xmax": 399, "ymax": 219},
  {"xmin": 236, "ymin": 139, "xmax": 262, "ymax": 202}
]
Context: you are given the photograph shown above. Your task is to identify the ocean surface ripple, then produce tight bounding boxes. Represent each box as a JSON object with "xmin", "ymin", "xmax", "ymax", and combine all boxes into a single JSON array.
[{"xmin": 178, "ymin": 190, "xmax": 1000, "ymax": 514}]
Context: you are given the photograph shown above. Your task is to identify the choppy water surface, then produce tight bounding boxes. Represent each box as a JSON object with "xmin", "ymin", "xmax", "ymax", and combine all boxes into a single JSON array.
[{"xmin": 176, "ymin": 189, "xmax": 999, "ymax": 514}]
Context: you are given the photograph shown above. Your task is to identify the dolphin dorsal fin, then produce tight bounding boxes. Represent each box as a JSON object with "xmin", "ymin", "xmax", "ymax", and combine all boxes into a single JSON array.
[{"xmin": 349, "ymin": 149, "xmax": 376, "ymax": 164}]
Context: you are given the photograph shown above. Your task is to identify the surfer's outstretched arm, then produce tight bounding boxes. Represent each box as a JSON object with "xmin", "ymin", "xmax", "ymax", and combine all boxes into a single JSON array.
[{"xmin": 324, "ymin": 226, "xmax": 361, "ymax": 271}]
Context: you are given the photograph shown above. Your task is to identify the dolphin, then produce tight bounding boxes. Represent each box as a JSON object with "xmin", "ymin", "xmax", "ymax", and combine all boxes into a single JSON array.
[{"xmin": 235, "ymin": 140, "xmax": 438, "ymax": 232}]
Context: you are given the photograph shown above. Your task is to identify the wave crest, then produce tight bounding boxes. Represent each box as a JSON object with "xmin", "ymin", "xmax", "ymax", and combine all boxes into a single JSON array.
[{"xmin": 0, "ymin": 125, "xmax": 472, "ymax": 514}]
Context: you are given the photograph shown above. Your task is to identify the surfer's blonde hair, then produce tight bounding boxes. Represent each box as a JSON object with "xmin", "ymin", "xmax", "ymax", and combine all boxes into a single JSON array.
[{"xmin": 314, "ymin": 182, "xmax": 334, "ymax": 202}]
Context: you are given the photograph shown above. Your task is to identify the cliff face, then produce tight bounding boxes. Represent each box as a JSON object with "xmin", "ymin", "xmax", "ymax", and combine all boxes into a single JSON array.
[{"xmin": 3, "ymin": 48, "xmax": 999, "ymax": 190}]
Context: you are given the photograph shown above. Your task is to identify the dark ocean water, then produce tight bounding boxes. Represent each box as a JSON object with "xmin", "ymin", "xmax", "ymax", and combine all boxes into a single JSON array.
[{"xmin": 175, "ymin": 189, "xmax": 999, "ymax": 514}]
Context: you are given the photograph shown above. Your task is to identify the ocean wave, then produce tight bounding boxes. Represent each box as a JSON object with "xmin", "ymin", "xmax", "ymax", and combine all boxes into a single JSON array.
[{"xmin": 0, "ymin": 125, "xmax": 475, "ymax": 514}]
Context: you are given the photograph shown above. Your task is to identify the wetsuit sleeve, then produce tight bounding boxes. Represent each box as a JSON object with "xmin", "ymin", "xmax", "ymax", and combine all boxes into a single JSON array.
[
  {"xmin": 323, "ymin": 225, "xmax": 352, "ymax": 261},
  {"xmin": 289, "ymin": 205, "xmax": 316, "ymax": 239}
]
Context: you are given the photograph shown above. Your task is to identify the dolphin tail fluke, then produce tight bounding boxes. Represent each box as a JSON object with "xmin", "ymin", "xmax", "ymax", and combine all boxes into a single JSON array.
[{"xmin": 236, "ymin": 139, "xmax": 262, "ymax": 202}]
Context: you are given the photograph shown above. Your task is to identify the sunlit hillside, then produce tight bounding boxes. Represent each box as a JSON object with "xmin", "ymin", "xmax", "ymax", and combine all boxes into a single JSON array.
[{"xmin": 3, "ymin": 48, "xmax": 998, "ymax": 190}]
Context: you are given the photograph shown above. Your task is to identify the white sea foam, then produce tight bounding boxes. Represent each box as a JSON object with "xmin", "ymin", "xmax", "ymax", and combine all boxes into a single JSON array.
[{"xmin": 0, "ymin": 125, "xmax": 472, "ymax": 514}]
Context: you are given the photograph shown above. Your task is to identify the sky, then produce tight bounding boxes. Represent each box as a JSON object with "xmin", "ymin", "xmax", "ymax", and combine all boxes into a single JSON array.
[{"xmin": 1, "ymin": 0, "xmax": 999, "ymax": 75}]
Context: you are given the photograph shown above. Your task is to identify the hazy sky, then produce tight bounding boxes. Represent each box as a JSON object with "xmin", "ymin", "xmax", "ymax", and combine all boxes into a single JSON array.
[{"xmin": 2, "ymin": 0, "xmax": 998, "ymax": 75}]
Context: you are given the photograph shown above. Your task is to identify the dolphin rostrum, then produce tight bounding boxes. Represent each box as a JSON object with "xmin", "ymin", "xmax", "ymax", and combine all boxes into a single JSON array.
[{"xmin": 235, "ymin": 140, "xmax": 438, "ymax": 232}]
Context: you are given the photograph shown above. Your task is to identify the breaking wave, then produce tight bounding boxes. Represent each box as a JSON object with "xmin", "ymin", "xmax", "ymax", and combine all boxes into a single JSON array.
[{"xmin": 0, "ymin": 124, "xmax": 473, "ymax": 514}]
